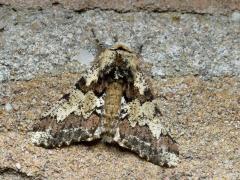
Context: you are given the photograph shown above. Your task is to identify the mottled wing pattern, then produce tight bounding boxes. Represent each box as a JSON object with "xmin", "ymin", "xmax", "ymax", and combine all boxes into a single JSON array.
[
  {"xmin": 32, "ymin": 43, "xmax": 179, "ymax": 167},
  {"xmin": 114, "ymin": 99, "xmax": 179, "ymax": 167},
  {"xmin": 32, "ymin": 89, "xmax": 103, "ymax": 147}
]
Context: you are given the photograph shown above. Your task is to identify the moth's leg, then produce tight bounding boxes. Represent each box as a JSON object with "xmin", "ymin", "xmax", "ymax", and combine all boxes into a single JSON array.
[
  {"xmin": 32, "ymin": 89, "xmax": 104, "ymax": 148},
  {"xmin": 114, "ymin": 99, "xmax": 179, "ymax": 167}
]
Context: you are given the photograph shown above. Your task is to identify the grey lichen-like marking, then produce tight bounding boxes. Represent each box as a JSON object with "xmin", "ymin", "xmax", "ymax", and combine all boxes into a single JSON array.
[
  {"xmin": 99, "ymin": 49, "xmax": 117, "ymax": 71},
  {"xmin": 43, "ymin": 89, "xmax": 84, "ymax": 123},
  {"xmin": 79, "ymin": 91, "xmax": 99, "ymax": 119},
  {"xmin": 125, "ymin": 99, "xmax": 168, "ymax": 139},
  {"xmin": 31, "ymin": 131, "xmax": 53, "ymax": 147},
  {"xmin": 160, "ymin": 152, "xmax": 179, "ymax": 167},
  {"xmin": 120, "ymin": 97, "xmax": 128, "ymax": 119},
  {"xmin": 134, "ymin": 72, "xmax": 149, "ymax": 95},
  {"xmin": 43, "ymin": 90, "xmax": 100, "ymax": 123},
  {"xmin": 95, "ymin": 94, "xmax": 105, "ymax": 115},
  {"xmin": 85, "ymin": 66, "xmax": 100, "ymax": 86},
  {"xmin": 32, "ymin": 43, "xmax": 179, "ymax": 167}
]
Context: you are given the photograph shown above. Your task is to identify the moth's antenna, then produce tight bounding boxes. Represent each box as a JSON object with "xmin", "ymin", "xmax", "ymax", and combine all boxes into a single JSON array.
[
  {"xmin": 113, "ymin": 35, "xmax": 118, "ymax": 43},
  {"xmin": 137, "ymin": 44, "xmax": 143, "ymax": 54},
  {"xmin": 91, "ymin": 28, "xmax": 105, "ymax": 52}
]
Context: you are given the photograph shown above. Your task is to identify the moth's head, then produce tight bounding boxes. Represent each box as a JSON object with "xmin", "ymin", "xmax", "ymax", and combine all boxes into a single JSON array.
[
  {"xmin": 79, "ymin": 42, "xmax": 152, "ymax": 99},
  {"xmin": 97, "ymin": 43, "xmax": 141, "ymax": 83}
]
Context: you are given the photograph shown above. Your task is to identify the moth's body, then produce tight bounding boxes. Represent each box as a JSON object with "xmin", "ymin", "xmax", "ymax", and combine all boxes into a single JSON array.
[
  {"xmin": 32, "ymin": 43, "xmax": 179, "ymax": 167},
  {"xmin": 104, "ymin": 81, "xmax": 123, "ymax": 129}
]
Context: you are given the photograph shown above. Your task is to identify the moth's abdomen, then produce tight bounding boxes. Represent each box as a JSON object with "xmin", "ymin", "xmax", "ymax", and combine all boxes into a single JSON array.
[{"xmin": 104, "ymin": 82, "xmax": 123, "ymax": 128}]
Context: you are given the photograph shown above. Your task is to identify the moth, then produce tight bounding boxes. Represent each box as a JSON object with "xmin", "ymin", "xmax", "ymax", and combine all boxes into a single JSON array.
[{"xmin": 32, "ymin": 43, "xmax": 179, "ymax": 167}]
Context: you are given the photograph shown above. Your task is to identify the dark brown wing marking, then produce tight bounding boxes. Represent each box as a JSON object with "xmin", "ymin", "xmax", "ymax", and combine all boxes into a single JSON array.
[{"xmin": 115, "ymin": 119, "xmax": 179, "ymax": 167}]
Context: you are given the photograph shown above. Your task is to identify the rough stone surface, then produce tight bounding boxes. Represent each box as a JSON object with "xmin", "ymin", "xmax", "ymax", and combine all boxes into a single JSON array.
[
  {"xmin": 0, "ymin": 74, "xmax": 239, "ymax": 179},
  {"xmin": 0, "ymin": 2, "xmax": 240, "ymax": 179},
  {"xmin": 0, "ymin": 6, "xmax": 239, "ymax": 83},
  {"xmin": 0, "ymin": 0, "xmax": 239, "ymax": 14}
]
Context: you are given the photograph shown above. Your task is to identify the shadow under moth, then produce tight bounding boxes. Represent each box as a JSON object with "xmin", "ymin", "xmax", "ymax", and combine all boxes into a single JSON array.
[{"xmin": 32, "ymin": 43, "xmax": 179, "ymax": 167}]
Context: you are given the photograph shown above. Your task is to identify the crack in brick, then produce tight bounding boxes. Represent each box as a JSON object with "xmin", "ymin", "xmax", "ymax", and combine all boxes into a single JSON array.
[{"xmin": 0, "ymin": 167, "xmax": 33, "ymax": 179}]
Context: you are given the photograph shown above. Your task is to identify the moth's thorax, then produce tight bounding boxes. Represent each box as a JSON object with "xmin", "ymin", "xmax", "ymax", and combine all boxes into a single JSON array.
[{"xmin": 104, "ymin": 81, "xmax": 123, "ymax": 128}]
